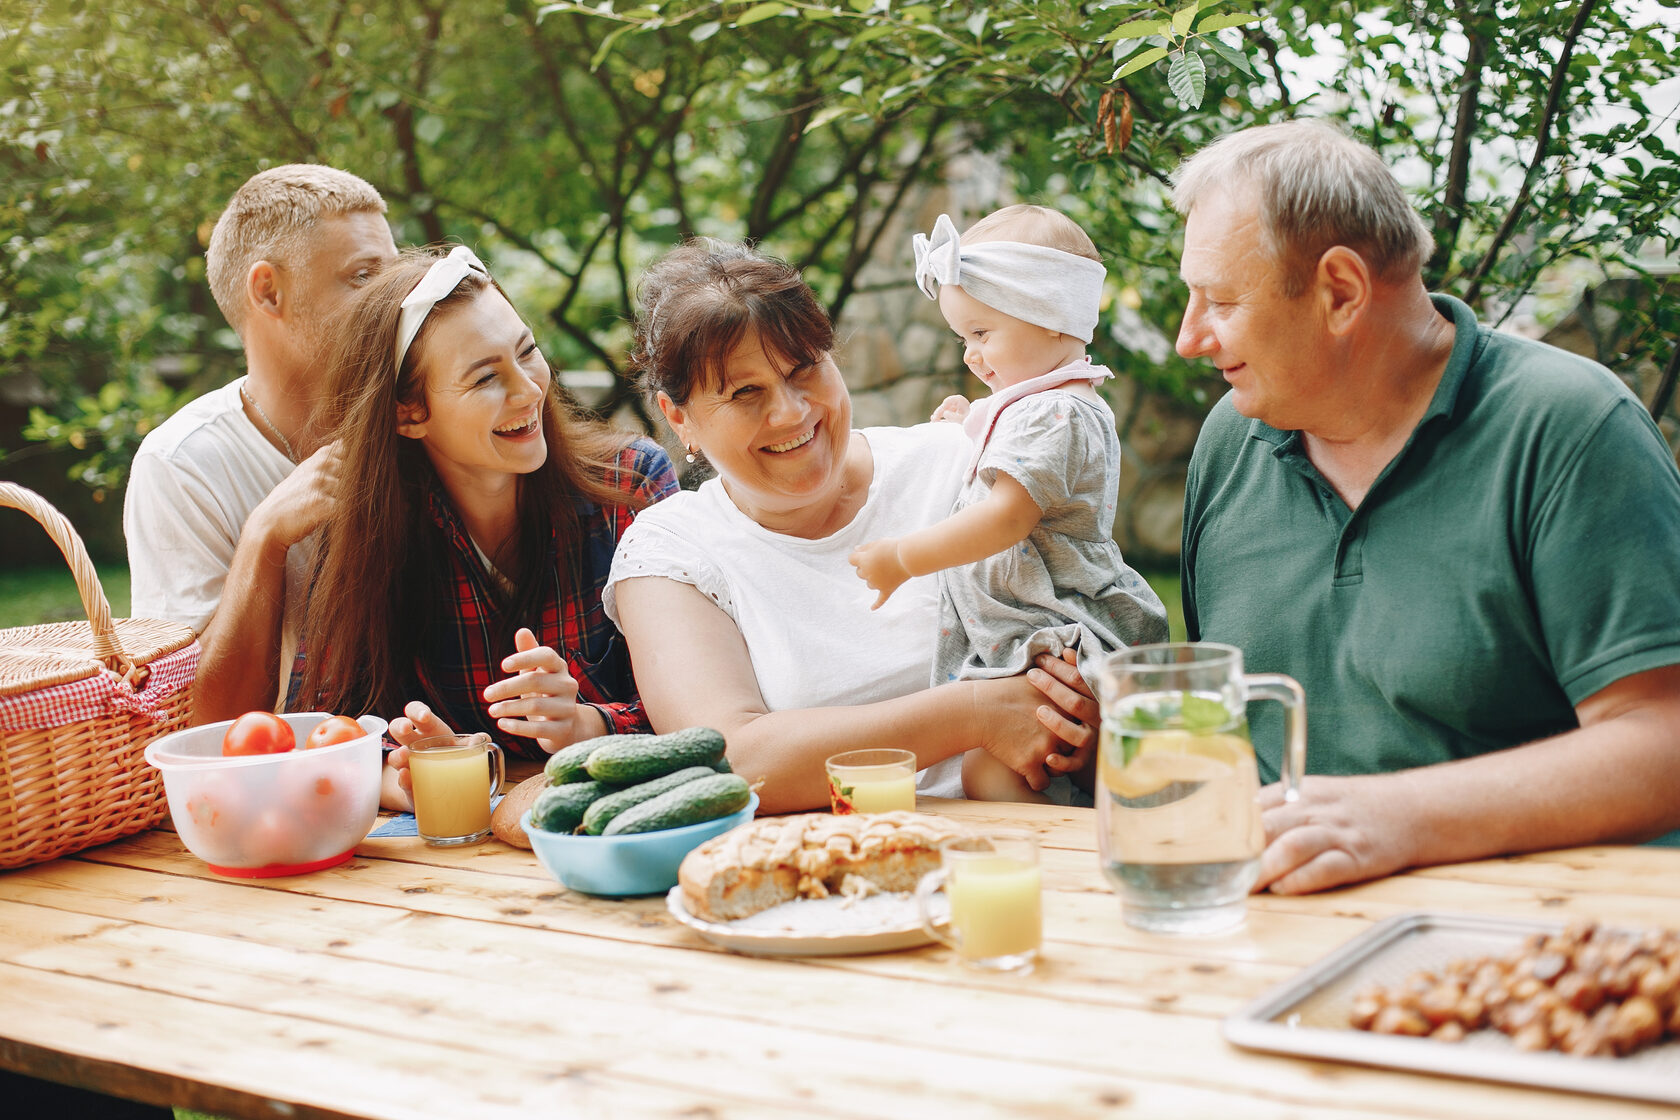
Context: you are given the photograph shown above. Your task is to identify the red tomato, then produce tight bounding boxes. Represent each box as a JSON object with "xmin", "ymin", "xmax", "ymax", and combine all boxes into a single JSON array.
[
  {"xmin": 222, "ymin": 711, "xmax": 296, "ymax": 756},
  {"xmin": 304, "ymin": 715, "xmax": 364, "ymax": 750}
]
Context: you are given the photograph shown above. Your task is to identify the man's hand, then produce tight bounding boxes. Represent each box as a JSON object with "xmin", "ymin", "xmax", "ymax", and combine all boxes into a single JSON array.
[
  {"xmin": 968, "ymin": 651, "xmax": 1098, "ymax": 791},
  {"xmin": 849, "ymin": 538, "xmax": 912, "ymax": 610},
  {"xmin": 484, "ymin": 627, "xmax": 602, "ymax": 754},
  {"xmin": 250, "ymin": 439, "xmax": 344, "ymax": 551},
  {"xmin": 931, "ymin": 395, "xmax": 971, "ymax": 424},
  {"xmin": 1026, "ymin": 648, "xmax": 1099, "ymax": 776},
  {"xmin": 1253, "ymin": 773, "xmax": 1416, "ymax": 894}
]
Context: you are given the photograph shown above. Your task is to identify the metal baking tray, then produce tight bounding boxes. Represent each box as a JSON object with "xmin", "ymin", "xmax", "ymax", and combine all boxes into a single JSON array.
[{"xmin": 1223, "ymin": 911, "xmax": 1680, "ymax": 1104}]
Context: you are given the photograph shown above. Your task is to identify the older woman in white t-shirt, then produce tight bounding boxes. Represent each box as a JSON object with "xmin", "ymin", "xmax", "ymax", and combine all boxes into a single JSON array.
[{"xmin": 603, "ymin": 240, "xmax": 1098, "ymax": 813}]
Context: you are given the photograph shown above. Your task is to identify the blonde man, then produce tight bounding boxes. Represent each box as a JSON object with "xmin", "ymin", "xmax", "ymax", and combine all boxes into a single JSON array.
[{"xmin": 124, "ymin": 165, "xmax": 397, "ymax": 721}]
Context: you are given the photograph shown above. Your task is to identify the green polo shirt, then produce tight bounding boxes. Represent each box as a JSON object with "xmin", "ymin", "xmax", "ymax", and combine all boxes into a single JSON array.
[{"xmin": 1182, "ymin": 294, "xmax": 1680, "ymax": 783}]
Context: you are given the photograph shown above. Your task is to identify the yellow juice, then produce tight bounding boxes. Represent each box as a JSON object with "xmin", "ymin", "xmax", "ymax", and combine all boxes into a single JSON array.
[
  {"xmin": 947, "ymin": 856, "xmax": 1042, "ymax": 960},
  {"xmin": 410, "ymin": 746, "xmax": 492, "ymax": 840},
  {"xmin": 845, "ymin": 774, "xmax": 917, "ymax": 813}
]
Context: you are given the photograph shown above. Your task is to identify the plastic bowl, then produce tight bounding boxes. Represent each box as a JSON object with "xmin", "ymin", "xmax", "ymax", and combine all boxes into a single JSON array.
[
  {"xmin": 523, "ymin": 793, "xmax": 759, "ymax": 897},
  {"xmin": 144, "ymin": 713, "xmax": 387, "ymax": 877}
]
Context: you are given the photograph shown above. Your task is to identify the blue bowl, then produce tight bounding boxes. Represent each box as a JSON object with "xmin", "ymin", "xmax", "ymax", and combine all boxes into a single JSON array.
[{"xmin": 522, "ymin": 792, "xmax": 758, "ymax": 897}]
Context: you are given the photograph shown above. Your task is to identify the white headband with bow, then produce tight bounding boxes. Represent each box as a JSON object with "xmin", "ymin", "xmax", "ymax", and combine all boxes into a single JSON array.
[
  {"xmin": 394, "ymin": 244, "xmax": 489, "ymax": 372},
  {"xmin": 911, "ymin": 214, "xmax": 1105, "ymax": 343}
]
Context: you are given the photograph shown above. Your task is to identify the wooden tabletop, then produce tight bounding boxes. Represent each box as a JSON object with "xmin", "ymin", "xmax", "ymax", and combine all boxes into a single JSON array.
[{"xmin": 2, "ymin": 791, "xmax": 1677, "ymax": 1119}]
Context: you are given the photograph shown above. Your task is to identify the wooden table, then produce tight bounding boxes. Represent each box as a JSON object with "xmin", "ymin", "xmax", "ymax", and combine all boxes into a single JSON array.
[{"xmin": 2, "ymin": 791, "xmax": 1677, "ymax": 1119}]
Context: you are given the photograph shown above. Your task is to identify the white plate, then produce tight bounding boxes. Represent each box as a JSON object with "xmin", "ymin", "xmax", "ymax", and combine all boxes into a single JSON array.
[{"xmin": 665, "ymin": 886, "xmax": 939, "ymax": 957}]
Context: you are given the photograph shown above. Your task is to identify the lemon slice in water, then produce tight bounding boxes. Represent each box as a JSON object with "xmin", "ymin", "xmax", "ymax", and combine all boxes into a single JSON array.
[{"xmin": 1106, "ymin": 733, "xmax": 1253, "ymax": 799}]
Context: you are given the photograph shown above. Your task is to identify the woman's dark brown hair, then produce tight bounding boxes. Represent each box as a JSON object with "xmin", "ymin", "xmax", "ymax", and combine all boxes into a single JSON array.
[
  {"xmin": 296, "ymin": 246, "xmax": 635, "ymax": 716},
  {"xmin": 629, "ymin": 239, "xmax": 834, "ymax": 406}
]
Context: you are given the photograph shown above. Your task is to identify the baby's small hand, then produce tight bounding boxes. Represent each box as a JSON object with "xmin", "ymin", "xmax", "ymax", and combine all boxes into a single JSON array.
[
  {"xmin": 849, "ymin": 539, "xmax": 911, "ymax": 610},
  {"xmin": 931, "ymin": 395, "xmax": 971, "ymax": 424}
]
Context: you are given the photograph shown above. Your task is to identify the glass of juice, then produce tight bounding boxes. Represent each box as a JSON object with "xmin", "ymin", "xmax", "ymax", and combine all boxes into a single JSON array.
[
  {"xmin": 825, "ymin": 749, "xmax": 917, "ymax": 814},
  {"xmin": 916, "ymin": 832, "xmax": 1042, "ymax": 973},
  {"xmin": 1094, "ymin": 642, "xmax": 1306, "ymax": 935},
  {"xmin": 408, "ymin": 733, "xmax": 505, "ymax": 846}
]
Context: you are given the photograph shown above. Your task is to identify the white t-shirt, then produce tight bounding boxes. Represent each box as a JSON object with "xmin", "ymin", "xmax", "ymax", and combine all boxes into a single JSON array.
[
  {"xmin": 123, "ymin": 378, "xmax": 312, "ymax": 706},
  {"xmin": 604, "ymin": 423, "xmax": 971, "ymax": 797}
]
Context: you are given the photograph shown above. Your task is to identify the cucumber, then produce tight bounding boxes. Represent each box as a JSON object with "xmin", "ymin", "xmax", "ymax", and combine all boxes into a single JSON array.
[
  {"xmin": 712, "ymin": 756, "xmax": 733, "ymax": 774},
  {"xmin": 580, "ymin": 766, "xmax": 718, "ymax": 835},
  {"xmin": 602, "ymin": 773, "xmax": 751, "ymax": 836},
  {"xmin": 585, "ymin": 726, "xmax": 726, "ymax": 785},
  {"xmin": 528, "ymin": 780, "xmax": 612, "ymax": 834},
  {"xmin": 544, "ymin": 735, "xmax": 641, "ymax": 785}
]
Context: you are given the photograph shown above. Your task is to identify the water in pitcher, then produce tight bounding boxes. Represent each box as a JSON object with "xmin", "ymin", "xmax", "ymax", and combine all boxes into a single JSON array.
[{"xmin": 1097, "ymin": 690, "xmax": 1265, "ymax": 932}]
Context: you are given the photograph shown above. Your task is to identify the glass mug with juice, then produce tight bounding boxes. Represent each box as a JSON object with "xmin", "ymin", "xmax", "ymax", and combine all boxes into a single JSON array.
[
  {"xmin": 916, "ymin": 833, "xmax": 1042, "ymax": 973},
  {"xmin": 1095, "ymin": 642, "xmax": 1305, "ymax": 934},
  {"xmin": 408, "ymin": 733, "xmax": 506, "ymax": 846},
  {"xmin": 825, "ymin": 749, "xmax": 917, "ymax": 814}
]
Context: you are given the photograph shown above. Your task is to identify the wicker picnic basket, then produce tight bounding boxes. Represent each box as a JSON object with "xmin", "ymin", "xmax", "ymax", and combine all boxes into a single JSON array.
[{"xmin": 0, "ymin": 483, "xmax": 199, "ymax": 869}]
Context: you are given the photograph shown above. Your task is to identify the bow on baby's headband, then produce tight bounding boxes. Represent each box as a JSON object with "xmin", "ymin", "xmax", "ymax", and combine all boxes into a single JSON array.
[
  {"xmin": 911, "ymin": 214, "xmax": 1106, "ymax": 344},
  {"xmin": 394, "ymin": 244, "xmax": 490, "ymax": 372}
]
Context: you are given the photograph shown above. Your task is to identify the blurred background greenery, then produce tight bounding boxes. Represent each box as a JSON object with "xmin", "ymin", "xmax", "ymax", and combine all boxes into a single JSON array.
[
  {"xmin": 0, "ymin": 563, "xmax": 131, "ymax": 629},
  {"xmin": 3, "ymin": 0, "xmax": 1676, "ymax": 567}
]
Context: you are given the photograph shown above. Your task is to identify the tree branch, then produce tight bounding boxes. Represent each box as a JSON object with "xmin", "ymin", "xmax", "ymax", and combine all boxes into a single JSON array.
[
  {"xmin": 1244, "ymin": 25, "xmax": 1293, "ymax": 109},
  {"xmin": 1650, "ymin": 303, "xmax": 1680, "ymax": 420},
  {"xmin": 747, "ymin": 92, "xmax": 818, "ymax": 237},
  {"xmin": 829, "ymin": 111, "xmax": 950, "ymax": 321},
  {"xmin": 524, "ymin": 8, "xmax": 614, "ymax": 207},
  {"xmin": 1462, "ymin": 0, "xmax": 1598, "ymax": 306},
  {"xmin": 760, "ymin": 110, "xmax": 904, "ymax": 240},
  {"xmin": 194, "ymin": 1, "xmax": 317, "ymax": 158},
  {"xmin": 1426, "ymin": 0, "xmax": 1488, "ymax": 285},
  {"xmin": 387, "ymin": 2, "xmax": 446, "ymax": 244}
]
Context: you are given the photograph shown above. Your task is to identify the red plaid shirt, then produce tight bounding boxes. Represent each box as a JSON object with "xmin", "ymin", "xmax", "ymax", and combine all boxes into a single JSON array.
[{"xmin": 407, "ymin": 439, "xmax": 676, "ymax": 760}]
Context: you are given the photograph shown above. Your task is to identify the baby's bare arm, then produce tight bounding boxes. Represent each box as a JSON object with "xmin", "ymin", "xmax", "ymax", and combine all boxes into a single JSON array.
[
  {"xmin": 850, "ymin": 474, "xmax": 1043, "ymax": 608},
  {"xmin": 896, "ymin": 473, "xmax": 1042, "ymax": 576}
]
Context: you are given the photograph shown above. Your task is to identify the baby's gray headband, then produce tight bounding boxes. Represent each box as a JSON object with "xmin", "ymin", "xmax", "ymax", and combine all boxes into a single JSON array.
[{"xmin": 912, "ymin": 214, "xmax": 1105, "ymax": 344}]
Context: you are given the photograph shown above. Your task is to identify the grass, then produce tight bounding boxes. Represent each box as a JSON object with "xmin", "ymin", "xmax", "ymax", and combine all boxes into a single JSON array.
[
  {"xmin": 1148, "ymin": 570, "xmax": 1186, "ymax": 643},
  {"xmin": 0, "ymin": 563, "xmax": 131, "ymax": 629}
]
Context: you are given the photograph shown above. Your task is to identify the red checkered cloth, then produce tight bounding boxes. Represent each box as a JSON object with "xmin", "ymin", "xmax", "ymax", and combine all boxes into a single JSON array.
[{"xmin": 0, "ymin": 643, "xmax": 200, "ymax": 732}]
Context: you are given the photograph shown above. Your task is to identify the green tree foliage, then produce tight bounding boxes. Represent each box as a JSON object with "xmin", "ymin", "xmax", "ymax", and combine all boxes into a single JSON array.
[{"xmin": 2, "ymin": 0, "xmax": 1676, "ymax": 493}]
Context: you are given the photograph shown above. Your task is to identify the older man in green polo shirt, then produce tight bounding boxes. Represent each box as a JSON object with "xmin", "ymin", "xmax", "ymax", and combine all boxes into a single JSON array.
[{"xmin": 1175, "ymin": 120, "xmax": 1680, "ymax": 896}]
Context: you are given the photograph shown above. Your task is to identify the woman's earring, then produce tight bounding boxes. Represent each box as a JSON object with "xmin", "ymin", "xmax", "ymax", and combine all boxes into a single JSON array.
[{"xmin": 684, "ymin": 446, "xmax": 697, "ymax": 464}]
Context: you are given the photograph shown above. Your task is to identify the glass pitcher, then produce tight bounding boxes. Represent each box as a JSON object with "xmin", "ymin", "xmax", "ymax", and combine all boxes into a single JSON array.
[{"xmin": 1094, "ymin": 642, "xmax": 1305, "ymax": 934}]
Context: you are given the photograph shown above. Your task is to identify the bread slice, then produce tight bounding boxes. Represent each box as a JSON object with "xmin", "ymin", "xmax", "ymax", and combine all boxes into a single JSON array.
[
  {"xmin": 491, "ymin": 773, "xmax": 548, "ymax": 849},
  {"xmin": 677, "ymin": 811, "xmax": 972, "ymax": 922}
]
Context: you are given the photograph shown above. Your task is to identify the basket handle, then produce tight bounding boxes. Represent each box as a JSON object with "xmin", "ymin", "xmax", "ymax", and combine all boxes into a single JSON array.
[{"xmin": 0, "ymin": 482, "xmax": 136, "ymax": 680}]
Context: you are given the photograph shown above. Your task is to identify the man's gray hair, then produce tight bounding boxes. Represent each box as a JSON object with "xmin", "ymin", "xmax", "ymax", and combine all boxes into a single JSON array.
[
  {"xmin": 205, "ymin": 164, "xmax": 386, "ymax": 337},
  {"xmin": 1172, "ymin": 119, "xmax": 1434, "ymax": 297}
]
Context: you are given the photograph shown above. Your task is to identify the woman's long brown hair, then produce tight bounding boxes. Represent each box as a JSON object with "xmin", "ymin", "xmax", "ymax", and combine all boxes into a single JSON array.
[{"xmin": 295, "ymin": 247, "xmax": 635, "ymax": 717}]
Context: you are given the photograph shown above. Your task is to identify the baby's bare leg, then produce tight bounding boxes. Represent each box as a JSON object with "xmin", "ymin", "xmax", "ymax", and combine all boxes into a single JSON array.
[{"xmin": 961, "ymin": 748, "xmax": 1051, "ymax": 804}]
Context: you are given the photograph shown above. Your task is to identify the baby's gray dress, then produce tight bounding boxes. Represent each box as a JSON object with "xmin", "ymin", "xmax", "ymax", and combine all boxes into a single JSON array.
[{"xmin": 935, "ymin": 386, "xmax": 1168, "ymax": 691}]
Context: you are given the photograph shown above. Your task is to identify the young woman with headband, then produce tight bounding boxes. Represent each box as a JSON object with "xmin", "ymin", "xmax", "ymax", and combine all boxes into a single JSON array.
[{"xmin": 292, "ymin": 245, "xmax": 677, "ymax": 808}]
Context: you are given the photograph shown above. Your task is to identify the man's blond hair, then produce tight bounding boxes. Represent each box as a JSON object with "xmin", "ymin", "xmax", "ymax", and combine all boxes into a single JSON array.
[{"xmin": 205, "ymin": 164, "xmax": 386, "ymax": 337}]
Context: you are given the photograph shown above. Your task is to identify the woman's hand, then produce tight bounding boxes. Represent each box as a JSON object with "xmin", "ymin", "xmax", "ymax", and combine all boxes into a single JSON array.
[
  {"xmin": 849, "ymin": 539, "xmax": 912, "ymax": 610},
  {"xmin": 484, "ymin": 627, "xmax": 605, "ymax": 754},
  {"xmin": 382, "ymin": 700, "xmax": 456, "ymax": 811}
]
